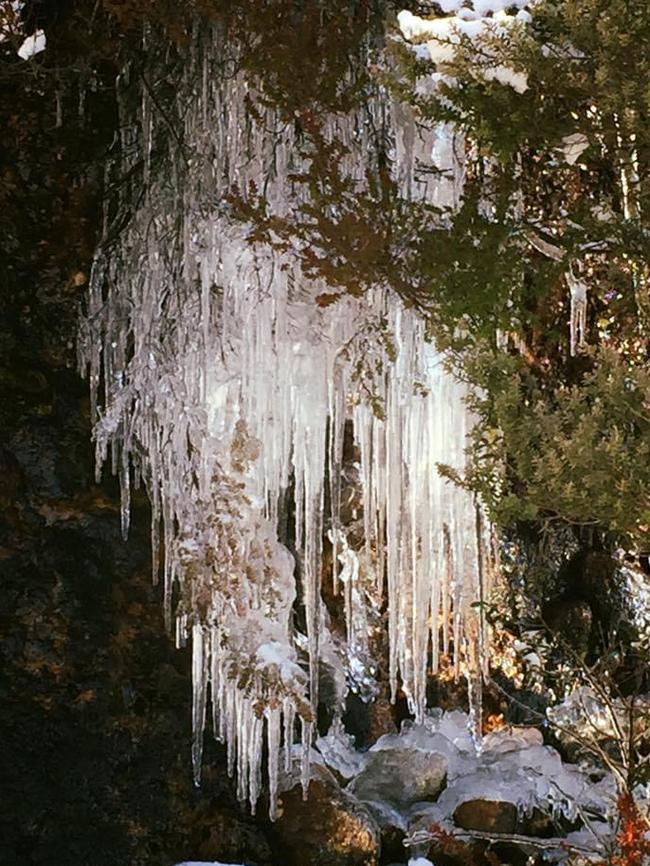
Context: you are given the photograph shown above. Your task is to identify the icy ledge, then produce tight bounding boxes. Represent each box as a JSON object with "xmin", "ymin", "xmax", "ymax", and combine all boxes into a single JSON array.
[{"xmin": 314, "ymin": 709, "xmax": 618, "ymax": 863}]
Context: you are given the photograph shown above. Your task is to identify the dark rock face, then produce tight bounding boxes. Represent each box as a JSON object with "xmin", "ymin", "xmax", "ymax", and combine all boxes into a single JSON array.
[
  {"xmin": 0, "ymin": 367, "xmax": 275, "ymax": 866},
  {"xmin": 0, "ymin": 8, "xmax": 274, "ymax": 864},
  {"xmin": 272, "ymin": 764, "xmax": 380, "ymax": 866}
]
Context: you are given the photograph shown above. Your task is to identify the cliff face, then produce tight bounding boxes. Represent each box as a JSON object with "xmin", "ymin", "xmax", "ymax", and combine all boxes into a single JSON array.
[
  {"xmin": 0, "ymin": 370, "xmax": 275, "ymax": 865},
  {"xmin": 0, "ymin": 6, "xmax": 274, "ymax": 864},
  {"xmin": 4, "ymin": 6, "xmax": 644, "ymax": 866}
]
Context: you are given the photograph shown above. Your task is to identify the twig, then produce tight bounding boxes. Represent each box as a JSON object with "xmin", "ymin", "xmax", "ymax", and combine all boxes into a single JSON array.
[{"xmin": 403, "ymin": 827, "xmax": 598, "ymax": 855}]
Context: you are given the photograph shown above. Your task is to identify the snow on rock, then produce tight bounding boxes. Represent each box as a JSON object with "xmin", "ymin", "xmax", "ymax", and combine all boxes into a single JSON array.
[
  {"xmin": 17, "ymin": 28, "xmax": 46, "ymax": 60},
  {"xmin": 313, "ymin": 707, "xmax": 617, "ymax": 858},
  {"xmin": 398, "ymin": 6, "xmax": 530, "ymax": 93},
  {"xmin": 432, "ymin": 729, "xmax": 614, "ymax": 828},
  {"xmin": 559, "ymin": 132, "xmax": 590, "ymax": 165},
  {"xmin": 315, "ymin": 709, "xmax": 618, "ymax": 861}
]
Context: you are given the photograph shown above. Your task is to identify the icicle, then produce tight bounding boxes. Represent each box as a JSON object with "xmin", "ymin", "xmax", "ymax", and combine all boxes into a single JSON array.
[
  {"xmin": 266, "ymin": 707, "xmax": 281, "ymax": 821},
  {"xmin": 191, "ymin": 624, "xmax": 209, "ymax": 786},
  {"xmin": 119, "ymin": 447, "xmax": 130, "ymax": 541},
  {"xmin": 300, "ymin": 717, "xmax": 313, "ymax": 800},
  {"xmin": 567, "ymin": 266, "xmax": 588, "ymax": 356},
  {"xmin": 80, "ymin": 21, "xmax": 491, "ymax": 821},
  {"xmin": 283, "ymin": 697, "xmax": 295, "ymax": 774},
  {"xmin": 248, "ymin": 711, "xmax": 264, "ymax": 813},
  {"xmin": 210, "ymin": 625, "xmax": 221, "ymax": 739},
  {"xmin": 55, "ymin": 88, "xmax": 62, "ymax": 128}
]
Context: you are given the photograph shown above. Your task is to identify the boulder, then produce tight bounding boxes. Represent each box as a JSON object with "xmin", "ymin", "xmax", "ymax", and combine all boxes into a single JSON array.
[
  {"xmin": 453, "ymin": 799, "xmax": 517, "ymax": 834},
  {"xmin": 272, "ymin": 763, "xmax": 379, "ymax": 866},
  {"xmin": 362, "ymin": 799, "xmax": 407, "ymax": 864},
  {"xmin": 349, "ymin": 749, "xmax": 447, "ymax": 809}
]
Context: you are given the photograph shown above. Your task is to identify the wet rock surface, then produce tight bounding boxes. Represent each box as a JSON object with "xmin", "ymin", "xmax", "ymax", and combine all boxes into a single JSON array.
[
  {"xmin": 273, "ymin": 763, "xmax": 380, "ymax": 866},
  {"xmin": 0, "ymin": 370, "xmax": 276, "ymax": 865},
  {"xmin": 452, "ymin": 799, "xmax": 518, "ymax": 835}
]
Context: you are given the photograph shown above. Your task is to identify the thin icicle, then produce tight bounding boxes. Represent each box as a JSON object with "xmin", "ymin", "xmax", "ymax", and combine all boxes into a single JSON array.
[
  {"xmin": 191, "ymin": 624, "xmax": 209, "ymax": 786},
  {"xmin": 567, "ymin": 266, "xmax": 588, "ymax": 356},
  {"xmin": 266, "ymin": 707, "xmax": 282, "ymax": 821}
]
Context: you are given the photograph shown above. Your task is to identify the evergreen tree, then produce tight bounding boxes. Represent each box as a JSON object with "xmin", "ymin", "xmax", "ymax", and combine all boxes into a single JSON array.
[{"xmin": 242, "ymin": 0, "xmax": 650, "ymax": 551}]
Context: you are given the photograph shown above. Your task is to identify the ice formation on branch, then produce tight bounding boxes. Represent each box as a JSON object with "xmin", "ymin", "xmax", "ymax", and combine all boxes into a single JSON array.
[
  {"xmin": 566, "ymin": 266, "xmax": 588, "ymax": 356},
  {"xmin": 79, "ymin": 27, "xmax": 490, "ymax": 815}
]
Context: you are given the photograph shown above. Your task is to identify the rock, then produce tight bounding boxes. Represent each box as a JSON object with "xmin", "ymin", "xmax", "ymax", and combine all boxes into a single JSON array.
[
  {"xmin": 542, "ymin": 597, "xmax": 592, "ymax": 656},
  {"xmin": 342, "ymin": 694, "xmax": 399, "ymax": 751},
  {"xmin": 377, "ymin": 823, "xmax": 406, "ymax": 865},
  {"xmin": 519, "ymin": 806, "xmax": 555, "ymax": 837},
  {"xmin": 367, "ymin": 697, "xmax": 398, "ymax": 744},
  {"xmin": 349, "ymin": 748, "xmax": 447, "ymax": 809},
  {"xmin": 362, "ymin": 800, "xmax": 407, "ymax": 865},
  {"xmin": 0, "ymin": 445, "xmax": 23, "ymax": 507},
  {"xmin": 272, "ymin": 763, "xmax": 379, "ymax": 866},
  {"xmin": 192, "ymin": 808, "xmax": 273, "ymax": 865},
  {"xmin": 453, "ymin": 799, "xmax": 517, "ymax": 834}
]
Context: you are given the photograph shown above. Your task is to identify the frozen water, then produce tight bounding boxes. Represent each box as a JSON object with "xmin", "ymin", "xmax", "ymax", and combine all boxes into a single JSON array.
[
  {"xmin": 566, "ymin": 267, "xmax": 588, "ymax": 355},
  {"xmin": 80, "ymin": 24, "xmax": 487, "ymax": 814},
  {"xmin": 316, "ymin": 718, "xmax": 368, "ymax": 781}
]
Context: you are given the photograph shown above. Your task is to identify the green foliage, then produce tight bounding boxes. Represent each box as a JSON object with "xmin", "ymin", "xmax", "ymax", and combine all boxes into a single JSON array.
[
  {"xmin": 464, "ymin": 346, "xmax": 650, "ymax": 544},
  {"xmin": 239, "ymin": 0, "xmax": 650, "ymax": 549},
  {"xmin": 429, "ymin": 1, "xmax": 650, "ymax": 546}
]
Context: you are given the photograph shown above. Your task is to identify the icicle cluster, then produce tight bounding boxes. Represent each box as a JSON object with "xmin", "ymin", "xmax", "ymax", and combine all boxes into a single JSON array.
[{"xmin": 78, "ymin": 26, "xmax": 490, "ymax": 815}]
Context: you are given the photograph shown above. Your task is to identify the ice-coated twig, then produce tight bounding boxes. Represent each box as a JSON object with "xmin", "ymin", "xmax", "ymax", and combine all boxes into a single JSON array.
[{"xmin": 567, "ymin": 265, "xmax": 588, "ymax": 356}]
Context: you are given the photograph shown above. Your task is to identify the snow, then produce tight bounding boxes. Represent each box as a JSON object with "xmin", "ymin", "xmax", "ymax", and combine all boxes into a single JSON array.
[
  {"xmin": 398, "ymin": 7, "xmax": 529, "ymax": 93},
  {"xmin": 17, "ymin": 28, "xmax": 46, "ymax": 60},
  {"xmin": 559, "ymin": 132, "xmax": 590, "ymax": 166},
  {"xmin": 255, "ymin": 641, "xmax": 304, "ymax": 687}
]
